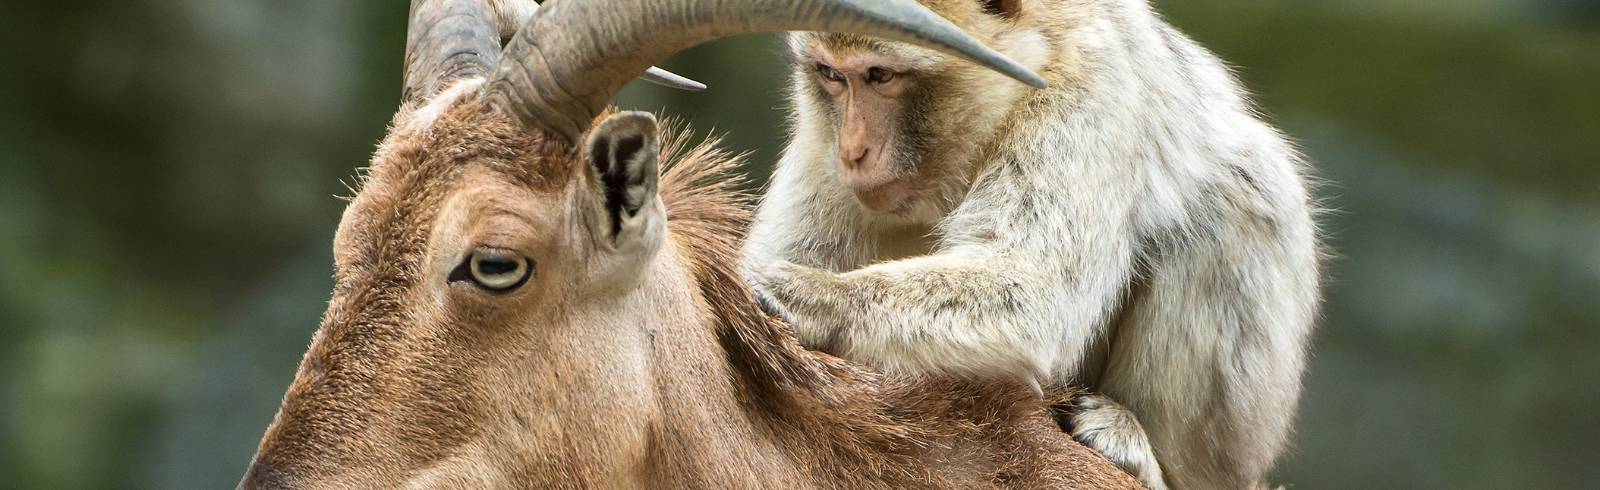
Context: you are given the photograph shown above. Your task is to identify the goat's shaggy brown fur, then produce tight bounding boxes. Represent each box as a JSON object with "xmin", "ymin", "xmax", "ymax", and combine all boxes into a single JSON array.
[{"xmin": 241, "ymin": 95, "xmax": 1138, "ymax": 488}]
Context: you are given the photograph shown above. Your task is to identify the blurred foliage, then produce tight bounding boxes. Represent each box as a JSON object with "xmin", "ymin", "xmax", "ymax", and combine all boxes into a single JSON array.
[{"xmin": 0, "ymin": 0, "xmax": 1596, "ymax": 488}]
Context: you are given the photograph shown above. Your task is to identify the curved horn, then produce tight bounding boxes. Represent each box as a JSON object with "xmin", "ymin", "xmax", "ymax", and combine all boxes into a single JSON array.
[
  {"xmin": 490, "ymin": 1, "xmax": 706, "ymax": 92},
  {"xmin": 483, "ymin": 0, "xmax": 1048, "ymax": 144},
  {"xmin": 401, "ymin": 0, "xmax": 503, "ymax": 104}
]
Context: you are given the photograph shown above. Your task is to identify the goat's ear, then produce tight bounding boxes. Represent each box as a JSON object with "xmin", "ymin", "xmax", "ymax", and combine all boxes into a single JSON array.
[{"xmin": 585, "ymin": 111, "xmax": 661, "ymax": 250}]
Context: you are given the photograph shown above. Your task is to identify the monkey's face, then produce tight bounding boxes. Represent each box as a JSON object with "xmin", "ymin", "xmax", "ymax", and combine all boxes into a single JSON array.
[
  {"xmin": 798, "ymin": 35, "xmax": 957, "ymax": 215},
  {"xmin": 811, "ymin": 46, "xmax": 924, "ymax": 212},
  {"xmin": 790, "ymin": 6, "xmax": 1045, "ymax": 218},
  {"xmin": 784, "ymin": 0, "xmax": 1048, "ymax": 218}
]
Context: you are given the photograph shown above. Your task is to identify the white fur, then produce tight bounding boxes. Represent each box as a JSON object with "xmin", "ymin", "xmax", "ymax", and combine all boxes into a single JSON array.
[
  {"xmin": 406, "ymin": 77, "xmax": 485, "ymax": 134},
  {"xmin": 746, "ymin": 2, "xmax": 1321, "ymax": 488}
]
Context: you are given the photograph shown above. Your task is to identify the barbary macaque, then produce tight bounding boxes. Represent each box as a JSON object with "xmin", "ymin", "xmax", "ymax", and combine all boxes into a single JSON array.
[{"xmin": 744, "ymin": 1, "xmax": 1322, "ymax": 488}]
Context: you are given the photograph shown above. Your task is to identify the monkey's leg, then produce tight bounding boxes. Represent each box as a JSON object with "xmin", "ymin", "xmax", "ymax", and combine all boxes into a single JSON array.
[
  {"xmin": 1065, "ymin": 394, "xmax": 1169, "ymax": 490},
  {"xmin": 1100, "ymin": 205, "xmax": 1318, "ymax": 489}
]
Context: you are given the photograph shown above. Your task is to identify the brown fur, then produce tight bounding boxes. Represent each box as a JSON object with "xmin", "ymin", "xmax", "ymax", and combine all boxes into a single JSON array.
[{"xmin": 239, "ymin": 92, "xmax": 1139, "ymax": 489}]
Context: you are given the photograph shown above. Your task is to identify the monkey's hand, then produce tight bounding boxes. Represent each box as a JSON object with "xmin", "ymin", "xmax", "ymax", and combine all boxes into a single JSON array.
[
  {"xmin": 744, "ymin": 260, "xmax": 844, "ymax": 349},
  {"xmin": 744, "ymin": 254, "xmax": 1058, "ymax": 386}
]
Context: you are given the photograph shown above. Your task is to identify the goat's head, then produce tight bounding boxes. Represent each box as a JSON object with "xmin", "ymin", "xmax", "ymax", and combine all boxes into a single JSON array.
[{"xmin": 239, "ymin": 0, "xmax": 1043, "ymax": 488}]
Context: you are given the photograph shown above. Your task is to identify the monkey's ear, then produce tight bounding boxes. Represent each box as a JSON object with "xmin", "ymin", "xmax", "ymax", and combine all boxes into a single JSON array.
[
  {"xmin": 980, "ymin": 0, "xmax": 1021, "ymax": 19},
  {"xmin": 584, "ymin": 111, "xmax": 662, "ymax": 250}
]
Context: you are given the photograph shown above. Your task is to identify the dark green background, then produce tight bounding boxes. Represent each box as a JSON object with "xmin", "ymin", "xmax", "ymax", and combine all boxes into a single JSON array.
[{"xmin": 2, "ymin": 1, "xmax": 1596, "ymax": 488}]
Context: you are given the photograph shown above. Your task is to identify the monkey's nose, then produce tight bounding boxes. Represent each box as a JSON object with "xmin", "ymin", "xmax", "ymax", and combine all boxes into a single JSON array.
[{"xmin": 841, "ymin": 145, "xmax": 871, "ymax": 169}]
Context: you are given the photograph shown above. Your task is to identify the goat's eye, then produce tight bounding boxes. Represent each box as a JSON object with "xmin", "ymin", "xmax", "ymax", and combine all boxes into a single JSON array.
[
  {"xmin": 815, "ymin": 63, "xmax": 845, "ymax": 83},
  {"xmin": 866, "ymin": 67, "xmax": 896, "ymax": 84},
  {"xmin": 454, "ymin": 249, "xmax": 533, "ymax": 292}
]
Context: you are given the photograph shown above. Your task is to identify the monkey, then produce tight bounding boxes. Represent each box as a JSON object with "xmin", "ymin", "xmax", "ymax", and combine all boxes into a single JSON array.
[{"xmin": 741, "ymin": 1, "xmax": 1322, "ymax": 489}]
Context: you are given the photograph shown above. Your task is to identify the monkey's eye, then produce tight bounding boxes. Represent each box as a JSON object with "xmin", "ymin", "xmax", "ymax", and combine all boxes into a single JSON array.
[
  {"xmin": 450, "ymin": 248, "xmax": 534, "ymax": 292},
  {"xmin": 815, "ymin": 63, "xmax": 846, "ymax": 83},
  {"xmin": 866, "ymin": 67, "xmax": 897, "ymax": 84}
]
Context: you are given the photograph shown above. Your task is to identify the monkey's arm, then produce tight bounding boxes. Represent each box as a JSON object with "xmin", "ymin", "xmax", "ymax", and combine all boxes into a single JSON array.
[{"xmin": 750, "ymin": 242, "xmax": 1135, "ymax": 382}]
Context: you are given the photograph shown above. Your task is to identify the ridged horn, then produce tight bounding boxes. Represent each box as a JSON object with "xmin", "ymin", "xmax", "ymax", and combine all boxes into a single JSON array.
[
  {"xmin": 483, "ymin": 0, "xmax": 1048, "ymax": 144},
  {"xmin": 401, "ymin": 0, "xmax": 503, "ymax": 104},
  {"xmin": 489, "ymin": 1, "xmax": 706, "ymax": 92}
]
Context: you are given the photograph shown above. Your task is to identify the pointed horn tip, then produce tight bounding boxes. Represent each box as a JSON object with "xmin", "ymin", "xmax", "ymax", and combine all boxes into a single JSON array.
[
  {"xmin": 664, "ymin": 79, "xmax": 709, "ymax": 91},
  {"xmin": 979, "ymin": 54, "xmax": 1047, "ymax": 88},
  {"xmin": 1012, "ymin": 69, "xmax": 1048, "ymax": 89},
  {"xmin": 967, "ymin": 46, "xmax": 1048, "ymax": 89},
  {"xmin": 885, "ymin": 5, "xmax": 1050, "ymax": 89},
  {"xmin": 642, "ymin": 67, "xmax": 709, "ymax": 91}
]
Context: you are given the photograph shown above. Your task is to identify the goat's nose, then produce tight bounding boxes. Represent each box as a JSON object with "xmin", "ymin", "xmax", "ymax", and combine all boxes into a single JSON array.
[{"xmin": 237, "ymin": 460, "xmax": 290, "ymax": 490}]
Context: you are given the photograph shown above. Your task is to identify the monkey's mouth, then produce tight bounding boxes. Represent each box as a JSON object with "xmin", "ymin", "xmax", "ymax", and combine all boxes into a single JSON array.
[{"xmin": 849, "ymin": 178, "xmax": 912, "ymax": 213}]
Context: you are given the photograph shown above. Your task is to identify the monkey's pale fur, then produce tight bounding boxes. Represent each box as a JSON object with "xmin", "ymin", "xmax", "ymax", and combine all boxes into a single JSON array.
[{"xmin": 745, "ymin": 1, "xmax": 1322, "ymax": 488}]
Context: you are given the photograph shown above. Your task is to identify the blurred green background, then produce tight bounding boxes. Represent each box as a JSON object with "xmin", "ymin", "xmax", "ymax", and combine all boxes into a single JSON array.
[{"xmin": 2, "ymin": 1, "xmax": 1597, "ymax": 488}]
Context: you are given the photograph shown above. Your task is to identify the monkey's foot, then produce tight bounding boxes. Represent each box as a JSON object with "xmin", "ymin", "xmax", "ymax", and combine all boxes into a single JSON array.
[{"xmin": 1065, "ymin": 394, "xmax": 1169, "ymax": 490}]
